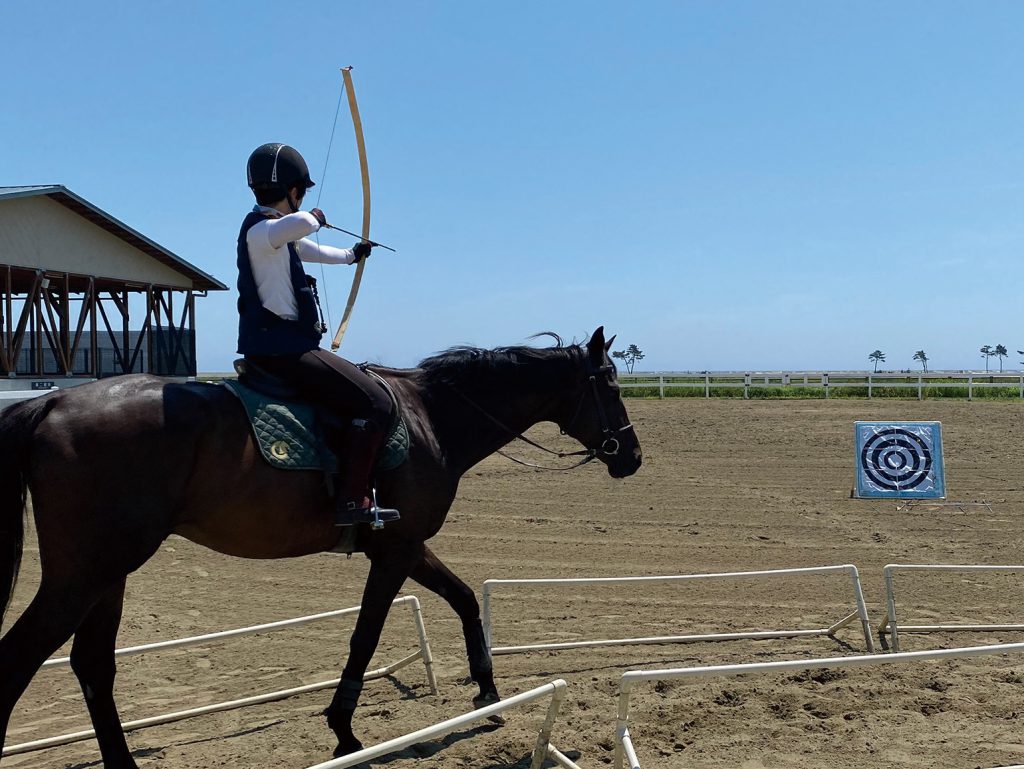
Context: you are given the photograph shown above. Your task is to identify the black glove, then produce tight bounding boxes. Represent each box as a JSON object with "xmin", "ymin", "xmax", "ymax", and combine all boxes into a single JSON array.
[
  {"xmin": 309, "ymin": 208, "xmax": 327, "ymax": 227},
  {"xmin": 352, "ymin": 241, "xmax": 373, "ymax": 262}
]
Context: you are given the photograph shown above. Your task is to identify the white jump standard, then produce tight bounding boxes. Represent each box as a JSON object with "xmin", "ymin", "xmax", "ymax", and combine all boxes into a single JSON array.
[
  {"xmin": 879, "ymin": 563, "xmax": 1024, "ymax": 652},
  {"xmin": 3, "ymin": 595, "xmax": 437, "ymax": 757},
  {"xmin": 304, "ymin": 679, "xmax": 582, "ymax": 769},
  {"xmin": 615, "ymin": 641, "xmax": 1024, "ymax": 769},
  {"xmin": 483, "ymin": 565, "xmax": 874, "ymax": 657}
]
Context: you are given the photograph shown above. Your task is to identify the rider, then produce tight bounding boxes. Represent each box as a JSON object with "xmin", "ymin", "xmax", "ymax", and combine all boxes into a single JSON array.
[{"xmin": 237, "ymin": 142, "xmax": 398, "ymax": 527}]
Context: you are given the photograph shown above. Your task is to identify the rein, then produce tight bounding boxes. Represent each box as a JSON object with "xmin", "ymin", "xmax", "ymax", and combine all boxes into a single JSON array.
[{"xmin": 448, "ymin": 360, "xmax": 633, "ymax": 472}]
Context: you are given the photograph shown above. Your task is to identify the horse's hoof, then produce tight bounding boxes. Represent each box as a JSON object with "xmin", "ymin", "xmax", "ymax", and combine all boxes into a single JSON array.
[
  {"xmin": 473, "ymin": 691, "xmax": 506, "ymax": 725},
  {"xmin": 333, "ymin": 736, "xmax": 364, "ymax": 758}
]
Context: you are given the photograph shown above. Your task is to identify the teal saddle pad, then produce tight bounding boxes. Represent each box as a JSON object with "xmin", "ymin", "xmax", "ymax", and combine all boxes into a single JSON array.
[{"xmin": 223, "ymin": 378, "xmax": 409, "ymax": 473}]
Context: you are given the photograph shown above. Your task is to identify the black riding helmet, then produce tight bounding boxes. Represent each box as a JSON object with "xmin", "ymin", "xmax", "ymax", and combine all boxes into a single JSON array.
[{"xmin": 246, "ymin": 143, "xmax": 315, "ymax": 199}]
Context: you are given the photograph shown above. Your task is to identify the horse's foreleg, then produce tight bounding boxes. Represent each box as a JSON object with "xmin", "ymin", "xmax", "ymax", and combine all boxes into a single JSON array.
[
  {"xmin": 325, "ymin": 543, "xmax": 420, "ymax": 758},
  {"xmin": 0, "ymin": 581, "xmax": 102, "ymax": 760},
  {"xmin": 409, "ymin": 546, "xmax": 499, "ymax": 708},
  {"xmin": 69, "ymin": 579, "xmax": 138, "ymax": 769}
]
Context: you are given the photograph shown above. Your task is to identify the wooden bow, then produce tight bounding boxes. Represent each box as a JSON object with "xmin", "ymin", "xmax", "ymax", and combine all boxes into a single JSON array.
[{"xmin": 331, "ymin": 66, "xmax": 371, "ymax": 352}]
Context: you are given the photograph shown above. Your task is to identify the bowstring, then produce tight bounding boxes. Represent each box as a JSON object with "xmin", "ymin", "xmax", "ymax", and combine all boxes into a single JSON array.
[{"xmin": 313, "ymin": 76, "xmax": 348, "ymax": 333}]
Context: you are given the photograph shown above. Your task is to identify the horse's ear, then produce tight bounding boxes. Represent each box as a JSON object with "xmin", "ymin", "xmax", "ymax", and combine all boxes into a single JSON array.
[
  {"xmin": 605, "ymin": 334, "xmax": 616, "ymax": 353},
  {"xmin": 587, "ymin": 326, "xmax": 606, "ymax": 360}
]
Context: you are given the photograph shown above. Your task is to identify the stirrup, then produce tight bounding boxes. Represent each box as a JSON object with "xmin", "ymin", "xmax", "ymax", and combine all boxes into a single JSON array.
[
  {"xmin": 333, "ymin": 488, "xmax": 400, "ymax": 530},
  {"xmin": 368, "ymin": 487, "xmax": 400, "ymax": 530}
]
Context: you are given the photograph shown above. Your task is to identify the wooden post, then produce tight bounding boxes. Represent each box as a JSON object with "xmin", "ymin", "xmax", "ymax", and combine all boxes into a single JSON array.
[
  {"xmin": 89, "ymin": 278, "xmax": 98, "ymax": 377},
  {"xmin": 147, "ymin": 286, "xmax": 157, "ymax": 374},
  {"xmin": 0, "ymin": 266, "xmax": 10, "ymax": 375},
  {"xmin": 33, "ymin": 280, "xmax": 42, "ymax": 375},
  {"xmin": 121, "ymin": 289, "xmax": 130, "ymax": 374},
  {"xmin": 61, "ymin": 272, "xmax": 71, "ymax": 375},
  {"xmin": 188, "ymin": 291, "xmax": 197, "ymax": 377}
]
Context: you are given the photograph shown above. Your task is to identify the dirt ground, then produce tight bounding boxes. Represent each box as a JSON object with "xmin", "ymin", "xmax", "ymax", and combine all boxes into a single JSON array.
[{"xmin": 5, "ymin": 397, "xmax": 1024, "ymax": 769}]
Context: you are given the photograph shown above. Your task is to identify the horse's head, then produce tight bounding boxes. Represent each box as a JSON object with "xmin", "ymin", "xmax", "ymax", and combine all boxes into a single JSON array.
[{"xmin": 558, "ymin": 327, "xmax": 642, "ymax": 478}]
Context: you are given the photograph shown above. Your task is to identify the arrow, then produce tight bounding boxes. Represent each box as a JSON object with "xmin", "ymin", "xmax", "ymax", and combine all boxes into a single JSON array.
[{"xmin": 320, "ymin": 223, "xmax": 396, "ymax": 252}]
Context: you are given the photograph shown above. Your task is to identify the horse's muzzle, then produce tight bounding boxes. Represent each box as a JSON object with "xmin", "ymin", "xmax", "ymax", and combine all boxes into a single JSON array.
[{"xmin": 606, "ymin": 445, "xmax": 642, "ymax": 478}]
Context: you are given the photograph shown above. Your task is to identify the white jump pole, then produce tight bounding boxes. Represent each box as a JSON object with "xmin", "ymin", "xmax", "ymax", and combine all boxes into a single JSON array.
[
  {"xmin": 4, "ymin": 595, "xmax": 437, "ymax": 757},
  {"xmin": 304, "ymin": 679, "xmax": 582, "ymax": 769},
  {"xmin": 879, "ymin": 564, "xmax": 1024, "ymax": 652},
  {"xmin": 483, "ymin": 565, "xmax": 873, "ymax": 655},
  {"xmin": 614, "ymin": 640, "xmax": 1024, "ymax": 769}
]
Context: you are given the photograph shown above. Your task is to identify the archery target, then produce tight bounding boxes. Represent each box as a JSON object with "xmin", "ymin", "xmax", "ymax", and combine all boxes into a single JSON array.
[{"xmin": 854, "ymin": 421, "xmax": 945, "ymax": 499}]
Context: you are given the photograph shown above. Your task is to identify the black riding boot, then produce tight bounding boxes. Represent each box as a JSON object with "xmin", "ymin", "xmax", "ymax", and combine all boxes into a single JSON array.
[{"xmin": 333, "ymin": 419, "xmax": 400, "ymax": 527}]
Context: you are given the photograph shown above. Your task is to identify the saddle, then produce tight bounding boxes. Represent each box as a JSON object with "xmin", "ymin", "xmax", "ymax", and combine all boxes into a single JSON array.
[{"xmin": 224, "ymin": 359, "xmax": 409, "ymax": 474}]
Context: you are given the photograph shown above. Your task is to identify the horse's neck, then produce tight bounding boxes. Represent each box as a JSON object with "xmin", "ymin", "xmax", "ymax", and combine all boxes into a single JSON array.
[{"xmin": 433, "ymin": 376, "xmax": 566, "ymax": 476}]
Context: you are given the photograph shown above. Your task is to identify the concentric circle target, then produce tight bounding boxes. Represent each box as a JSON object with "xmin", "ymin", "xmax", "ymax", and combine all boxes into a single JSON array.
[{"xmin": 860, "ymin": 428, "xmax": 933, "ymax": 491}]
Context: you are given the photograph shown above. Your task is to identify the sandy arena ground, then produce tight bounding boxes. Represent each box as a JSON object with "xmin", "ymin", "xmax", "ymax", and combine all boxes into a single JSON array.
[{"xmin": 4, "ymin": 397, "xmax": 1024, "ymax": 768}]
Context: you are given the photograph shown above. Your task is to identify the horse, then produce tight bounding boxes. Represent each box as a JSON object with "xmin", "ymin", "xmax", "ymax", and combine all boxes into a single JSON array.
[{"xmin": 0, "ymin": 326, "xmax": 641, "ymax": 767}]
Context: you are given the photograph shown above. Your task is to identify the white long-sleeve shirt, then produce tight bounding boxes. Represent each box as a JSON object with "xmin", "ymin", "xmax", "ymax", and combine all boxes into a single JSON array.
[{"xmin": 246, "ymin": 208, "xmax": 357, "ymax": 320}]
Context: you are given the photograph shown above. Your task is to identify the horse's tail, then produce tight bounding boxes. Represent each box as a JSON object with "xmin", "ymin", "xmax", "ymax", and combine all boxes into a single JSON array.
[{"xmin": 0, "ymin": 396, "xmax": 55, "ymax": 631}]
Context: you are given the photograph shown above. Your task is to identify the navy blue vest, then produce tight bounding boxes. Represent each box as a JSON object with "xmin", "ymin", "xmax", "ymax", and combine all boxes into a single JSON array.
[{"xmin": 236, "ymin": 210, "xmax": 324, "ymax": 356}]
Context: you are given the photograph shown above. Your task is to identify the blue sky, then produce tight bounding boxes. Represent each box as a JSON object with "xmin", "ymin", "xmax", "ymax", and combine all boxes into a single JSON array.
[{"xmin": 3, "ymin": 1, "xmax": 1022, "ymax": 373}]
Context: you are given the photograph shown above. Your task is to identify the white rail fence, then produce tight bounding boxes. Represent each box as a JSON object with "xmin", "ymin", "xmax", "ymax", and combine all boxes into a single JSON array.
[
  {"xmin": 3, "ymin": 595, "xmax": 437, "ymax": 757},
  {"xmin": 621, "ymin": 371, "xmax": 1024, "ymax": 399},
  {"xmin": 482, "ymin": 565, "xmax": 874, "ymax": 657},
  {"xmin": 880, "ymin": 564, "xmax": 1024, "ymax": 652},
  {"xmin": 304, "ymin": 679, "xmax": 581, "ymax": 769},
  {"xmin": 614, "ymin": 641, "xmax": 1024, "ymax": 769}
]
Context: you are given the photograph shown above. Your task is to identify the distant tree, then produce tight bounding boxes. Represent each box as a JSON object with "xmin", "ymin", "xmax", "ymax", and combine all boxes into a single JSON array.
[
  {"xmin": 868, "ymin": 350, "xmax": 886, "ymax": 372},
  {"xmin": 980, "ymin": 345, "xmax": 993, "ymax": 372},
  {"xmin": 913, "ymin": 350, "xmax": 929, "ymax": 372},
  {"xmin": 994, "ymin": 344, "xmax": 1008, "ymax": 372},
  {"xmin": 611, "ymin": 344, "xmax": 645, "ymax": 374}
]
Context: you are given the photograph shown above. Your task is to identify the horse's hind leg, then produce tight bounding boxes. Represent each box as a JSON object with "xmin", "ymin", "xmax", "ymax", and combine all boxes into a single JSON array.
[
  {"xmin": 69, "ymin": 579, "xmax": 138, "ymax": 769},
  {"xmin": 409, "ymin": 545, "xmax": 499, "ymax": 708},
  {"xmin": 0, "ymin": 579, "xmax": 106, "ymax": 759}
]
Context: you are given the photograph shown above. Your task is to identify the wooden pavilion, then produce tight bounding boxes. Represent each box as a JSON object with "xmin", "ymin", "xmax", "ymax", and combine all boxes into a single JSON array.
[{"xmin": 0, "ymin": 185, "xmax": 226, "ymax": 389}]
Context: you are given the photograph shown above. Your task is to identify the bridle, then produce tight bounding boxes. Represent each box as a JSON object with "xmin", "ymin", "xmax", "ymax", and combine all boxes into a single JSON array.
[
  {"xmin": 562, "ymin": 360, "xmax": 634, "ymax": 459},
  {"xmin": 451, "ymin": 357, "xmax": 634, "ymax": 471}
]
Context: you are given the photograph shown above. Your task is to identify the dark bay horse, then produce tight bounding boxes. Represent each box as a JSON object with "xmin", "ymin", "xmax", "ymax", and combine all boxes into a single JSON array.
[{"xmin": 0, "ymin": 326, "xmax": 641, "ymax": 766}]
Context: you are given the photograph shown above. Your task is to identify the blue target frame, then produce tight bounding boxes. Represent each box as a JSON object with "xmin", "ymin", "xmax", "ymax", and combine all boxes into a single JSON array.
[{"xmin": 854, "ymin": 421, "xmax": 946, "ymax": 499}]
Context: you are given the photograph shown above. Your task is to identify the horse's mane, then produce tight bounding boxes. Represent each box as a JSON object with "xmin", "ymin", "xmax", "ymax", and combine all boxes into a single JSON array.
[{"xmin": 415, "ymin": 333, "xmax": 585, "ymax": 390}]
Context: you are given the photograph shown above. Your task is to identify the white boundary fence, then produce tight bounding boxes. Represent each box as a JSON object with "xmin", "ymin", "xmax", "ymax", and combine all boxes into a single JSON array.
[
  {"xmin": 304, "ymin": 679, "xmax": 582, "ymax": 769},
  {"xmin": 620, "ymin": 371, "xmax": 1024, "ymax": 400},
  {"xmin": 880, "ymin": 564, "xmax": 1024, "ymax": 652},
  {"xmin": 482, "ymin": 565, "xmax": 874, "ymax": 657},
  {"xmin": 3, "ymin": 595, "xmax": 437, "ymax": 757},
  {"xmin": 614, "ymin": 641, "xmax": 1024, "ymax": 769}
]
